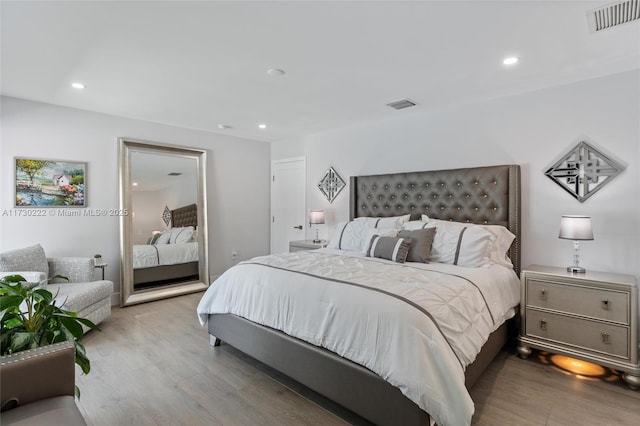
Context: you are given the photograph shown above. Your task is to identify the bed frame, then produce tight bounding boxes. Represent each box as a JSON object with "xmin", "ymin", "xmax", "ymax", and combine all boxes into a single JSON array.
[
  {"xmin": 134, "ymin": 203, "xmax": 199, "ymax": 288},
  {"xmin": 208, "ymin": 164, "xmax": 521, "ymax": 425}
]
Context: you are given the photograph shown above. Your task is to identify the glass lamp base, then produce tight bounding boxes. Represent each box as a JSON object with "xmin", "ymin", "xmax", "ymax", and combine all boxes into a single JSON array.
[{"xmin": 567, "ymin": 266, "xmax": 586, "ymax": 273}]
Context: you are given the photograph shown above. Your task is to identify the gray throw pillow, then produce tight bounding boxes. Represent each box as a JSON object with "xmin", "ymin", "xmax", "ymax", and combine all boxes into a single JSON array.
[
  {"xmin": 0, "ymin": 244, "xmax": 49, "ymax": 276},
  {"xmin": 365, "ymin": 236, "xmax": 412, "ymax": 263},
  {"xmin": 398, "ymin": 228, "xmax": 436, "ymax": 263}
]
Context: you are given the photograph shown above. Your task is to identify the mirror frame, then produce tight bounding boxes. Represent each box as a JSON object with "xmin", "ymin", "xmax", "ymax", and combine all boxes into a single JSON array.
[{"xmin": 118, "ymin": 137, "xmax": 209, "ymax": 306}]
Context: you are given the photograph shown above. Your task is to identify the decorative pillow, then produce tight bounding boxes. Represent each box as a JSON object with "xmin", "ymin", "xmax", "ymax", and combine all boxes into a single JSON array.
[
  {"xmin": 149, "ymin": 233, "xmax": 162, "ymax": 245},
  {"xmin": 423, "ymin": 221, "xmax": 493, "ymax": 267},
  {"xmin": 169, "ymin": 226, "xmax": 194, "ymax": 244},
  {"xmin": 422, "ymin": 215, "xmax": 515, "ymax": 268},
  {"xmin": 397, "ymin": 228, "xmax": 436, "ymax": 263},
  {"xmin": 360, "ymin": 228, "xmax": 399, "ymax": 253},
  {"xmin": 155, "ymin": 231, "xmax": 171, "ymax": 245},
  {"xmin": 365, "ymin": 236, "xmax": 413, "ymax": 263},
  {"xmin": 0, "ymin": 244, "xmax": 49, "ymax": 276}
]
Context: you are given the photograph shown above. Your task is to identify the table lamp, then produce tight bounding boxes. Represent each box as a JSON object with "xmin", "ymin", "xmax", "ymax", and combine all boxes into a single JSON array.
[
  {"xmin": 558, "ymin": 215, "xmax": 593, "ymax": 273},
  {"xmin": 309, "ymin": 210, "xmax": 325, "ymax": 243}
]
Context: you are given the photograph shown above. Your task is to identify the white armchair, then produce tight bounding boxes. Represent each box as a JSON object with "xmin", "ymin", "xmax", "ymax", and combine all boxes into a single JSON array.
[{"xmin": 0, "ymin": 244, "xmax": 112, "ymax": 331}]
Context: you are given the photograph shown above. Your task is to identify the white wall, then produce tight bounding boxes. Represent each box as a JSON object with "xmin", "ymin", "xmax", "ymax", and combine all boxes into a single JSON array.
[
  {"xmin": 272, "ymin": 70, "xmax": 640, "ymax": 280},
  {"xmin": 1, "ymin": 96, "xmax": 271, "ymax": 303}
]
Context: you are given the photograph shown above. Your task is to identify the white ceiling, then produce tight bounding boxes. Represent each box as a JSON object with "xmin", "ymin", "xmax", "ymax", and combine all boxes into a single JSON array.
[
  {"xmin": 131, "ymin": 150, "xmax": 197, "ymax": 192},
  {"xmin": 1, "ymin": 1, "xmax": 639, "ymax": 143}
]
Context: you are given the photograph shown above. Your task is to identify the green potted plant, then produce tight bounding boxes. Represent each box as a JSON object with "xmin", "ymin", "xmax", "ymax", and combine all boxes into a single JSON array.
[{"xmin": 0, "ymin": 274, "xmax": 99, "ymax": 396}]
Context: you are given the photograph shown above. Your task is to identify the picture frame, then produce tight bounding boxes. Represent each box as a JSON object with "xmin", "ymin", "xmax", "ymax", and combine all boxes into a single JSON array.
[{"xmin": 15, "ymin": 157, "xmax": 86, "ymax": 207}]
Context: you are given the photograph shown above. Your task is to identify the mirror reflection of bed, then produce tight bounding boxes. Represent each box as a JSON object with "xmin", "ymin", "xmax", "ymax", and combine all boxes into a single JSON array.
[
  {"xmin": 119, "ymin": 138, "xmax": 209, "ymax": 306},
  {"xmin": 133, "ymin": 204, "xmax": 199, "ymax": 290}
]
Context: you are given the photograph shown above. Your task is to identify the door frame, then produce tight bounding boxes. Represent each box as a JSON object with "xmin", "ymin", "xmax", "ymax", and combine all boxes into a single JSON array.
[{"xmin": 270, "ymin": 157, "xmax": 306, "ymax": 253}]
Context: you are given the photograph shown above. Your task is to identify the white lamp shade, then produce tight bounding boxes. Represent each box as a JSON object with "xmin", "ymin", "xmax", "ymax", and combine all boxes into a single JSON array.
[
  {"xmin": 558, "ymin": 215, "xmax": 594, "ymax": 240},
  {"xmin": 309, "ymin": 210, "xmax": 325, "ymax": 225}
]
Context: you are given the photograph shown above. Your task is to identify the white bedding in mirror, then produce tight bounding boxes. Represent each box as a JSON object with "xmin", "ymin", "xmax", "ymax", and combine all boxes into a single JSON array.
[{"xmin": 133, "ymin": 241, "xmax": 198, "ymax": 269}]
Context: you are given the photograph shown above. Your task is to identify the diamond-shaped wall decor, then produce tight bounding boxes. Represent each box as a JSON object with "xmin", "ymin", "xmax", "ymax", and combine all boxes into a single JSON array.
[
  {"xmin": 545, "ymin": 141, "xmax": 624, "ymax": 202},
  {"xmin": 162, "ymin": 205, "xmax": 172, "ymax": 226},
  {"xmin": 318, "ymin": 166, "xmax": 346, "ymax": 203}
]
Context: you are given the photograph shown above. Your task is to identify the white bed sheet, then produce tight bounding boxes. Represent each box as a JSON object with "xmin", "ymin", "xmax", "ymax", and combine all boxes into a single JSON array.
[
  {"xmin": 197, "ymin": 248, "xmax": 519, "ymax": 426},
  {"xmin": 133, "ymin": 242, "xmax": 198, "ymax": 269}
]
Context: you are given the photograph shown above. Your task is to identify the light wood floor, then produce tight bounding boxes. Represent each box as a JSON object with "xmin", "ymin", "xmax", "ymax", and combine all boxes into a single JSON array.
[{"xmin": 76, "ymin": 292, "xmax": 640, "ymax": 426}]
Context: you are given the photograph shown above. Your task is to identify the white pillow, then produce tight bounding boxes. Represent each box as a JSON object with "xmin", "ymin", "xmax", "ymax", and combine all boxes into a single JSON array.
[
  {"xmin": 423, "ymin": 220, "xmax": 492, "ymax": 267},
  {"xmin": 422, "ymin": 214, "xmax": 516, "ymax": 268},
  {"xmin": 328, "ymin": 216, "xmax": 407, "ymax": 251},
  {"xmin": 169, "ymin": 226, "xmax": 194, "ymax": 244},
  {"xmin": 155, "ymin": 231, "xmax": 171, "ymax": 244},
  {"xmin": 328, "ymin": 221, "xmax": 372, "ymax": 251},
  {"xmin": 402, "ymin": 220, "xmax": 429, "ymax": 231},
  {"xmin": 355, "ymin": 214, "xmax": 410, "ymax": 229},
  {"xmin": 422, "ymin": 215, "xmax": 515, "ymax": 268}
]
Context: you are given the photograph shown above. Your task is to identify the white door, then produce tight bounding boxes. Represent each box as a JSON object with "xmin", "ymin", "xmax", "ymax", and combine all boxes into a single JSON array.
[{"xmin": 271, "ymin": 157, "xmax": 306, "ymax": 254}]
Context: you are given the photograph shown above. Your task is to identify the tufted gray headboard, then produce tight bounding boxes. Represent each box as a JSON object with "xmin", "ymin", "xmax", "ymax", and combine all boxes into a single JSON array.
[
  {"xmin": 349, "ymin": 165, "xmax": 521, "ymax": 275},
  {"xmin": 172, "ymin": 203, "xmax": 198, "ymax": 228}
]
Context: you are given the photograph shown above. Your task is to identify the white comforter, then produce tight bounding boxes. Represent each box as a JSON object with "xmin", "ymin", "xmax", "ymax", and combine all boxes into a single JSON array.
[
  {"xmin": 133, "ymin": 242, "xmax": 199, "ymax": 269},
  {"xmin": 196, "ymin": 249, "xmax": 519, "ymax": 426}
]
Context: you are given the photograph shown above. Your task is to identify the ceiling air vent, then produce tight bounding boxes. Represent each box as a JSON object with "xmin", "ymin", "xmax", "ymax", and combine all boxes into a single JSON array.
[
  {"xmin": 386, "ymin": 99, "xmax": 417, "ymax": 110},
  {"xmin": 587, "ymin": 0, "xmax": 640, "ymax": 32}
]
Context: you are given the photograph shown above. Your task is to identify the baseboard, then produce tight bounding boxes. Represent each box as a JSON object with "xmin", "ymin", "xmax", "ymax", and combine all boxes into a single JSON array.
[{"xmin": 110, "ymin": 292, "xmax": 120, "ymax": 306}]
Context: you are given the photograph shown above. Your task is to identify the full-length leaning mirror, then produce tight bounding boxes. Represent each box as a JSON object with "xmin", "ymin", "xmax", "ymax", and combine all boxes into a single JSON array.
[{"xmin": 118, "ymin": 138, "xmax": 209, "ymax": 306}]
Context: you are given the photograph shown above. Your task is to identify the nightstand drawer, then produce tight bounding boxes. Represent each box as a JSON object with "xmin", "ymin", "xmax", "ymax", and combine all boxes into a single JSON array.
[
  {"xmin": 525, "ymin": 309, "xmax": 629, "ymax": 359},
  {"xmin": 526, "ymin": 279, "xmax": 629, "ymax": 324}
]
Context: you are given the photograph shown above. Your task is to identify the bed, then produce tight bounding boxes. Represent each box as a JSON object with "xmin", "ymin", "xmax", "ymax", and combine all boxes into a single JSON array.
[
  {"xmin": 133, "ymin": 203, "xmax": 199, "ymax": 288},
  {"xmin": 197, "ymin": 165, "xmax": 521, "ymax": 426}
]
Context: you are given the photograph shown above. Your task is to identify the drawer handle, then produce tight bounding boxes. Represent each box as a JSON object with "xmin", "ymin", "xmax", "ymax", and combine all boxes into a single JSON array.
[
  {"xmin": 539, "ymin": 289, "xmax": 547, "ymax": 299},
  {"xmin": 601, "ymin": 299, "xmax": 609, "ymax": 310},
  {"xmin": 601, "ymin": 332, "xmax": 610, "ymax": 344},
  {"xmin": 540, "ymin": 319, "xmax": 547, "ymax": 330}
]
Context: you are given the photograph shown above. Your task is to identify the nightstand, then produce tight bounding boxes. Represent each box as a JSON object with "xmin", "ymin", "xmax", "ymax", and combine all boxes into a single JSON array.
[
  {"xmin": 517, "ymin": 264, "xmax": 639, "ymax": 390},
  {"xmin": 289, "ymin": 240, "xmax": 328, "ymax": 252}
]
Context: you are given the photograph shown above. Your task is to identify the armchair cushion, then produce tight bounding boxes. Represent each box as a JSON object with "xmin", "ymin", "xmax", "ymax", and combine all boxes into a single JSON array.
[
  {"xmin": 51, "ymin": 281, "xmax": 113, "ymax": 314},
  {"xmin": 0, "ymin": 244, "xmax": 48, "ymax": 276},
  {"xmin": 48, "ymin": 258, "xmax": 94, "ymax": 283}
]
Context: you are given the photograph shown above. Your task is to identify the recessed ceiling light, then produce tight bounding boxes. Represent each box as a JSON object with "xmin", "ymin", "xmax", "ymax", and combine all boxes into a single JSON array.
[
  {"xmin": 217, "ymin": 124, "xmax": 231, "ymax": 130},
  {"xmin": 503, "ymin": 57, "xmax": 519, "ymax": 65},
  {"xmin": 258, "ymin": 124, "xmax": 267, "ymax": 129},
  {"xmin": 267, "ymin": 68, "xmax": 286, "ymax": 77},
  {"xmin": 132, "ymin": 182, "xmax": 138, "ymax": 186},
  {"xmin": 71, "ymin": 82, "xmax": 86, "ymax": 89}
]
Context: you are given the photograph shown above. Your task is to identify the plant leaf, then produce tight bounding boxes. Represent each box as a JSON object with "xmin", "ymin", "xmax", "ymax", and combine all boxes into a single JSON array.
[
  {"xmin": 1, "ymin": 274, "xmax": 27, "ymax": 283},
  {"xmin": 0, "ymin": 295, "xmax": 22, "ymax": 311},
  {"xmin": 9, "ymin": 332, "xmax": 40, "ymax": 353},
  {"xmin": 59, "ymin": 315, "xmax": 83, "ymax": 340}
]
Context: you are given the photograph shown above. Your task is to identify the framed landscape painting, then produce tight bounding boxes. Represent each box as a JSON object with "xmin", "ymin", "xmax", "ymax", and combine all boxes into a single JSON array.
[{"xmin": 15, "ymin": 158, "xmax": 86, "ymax": 207}]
